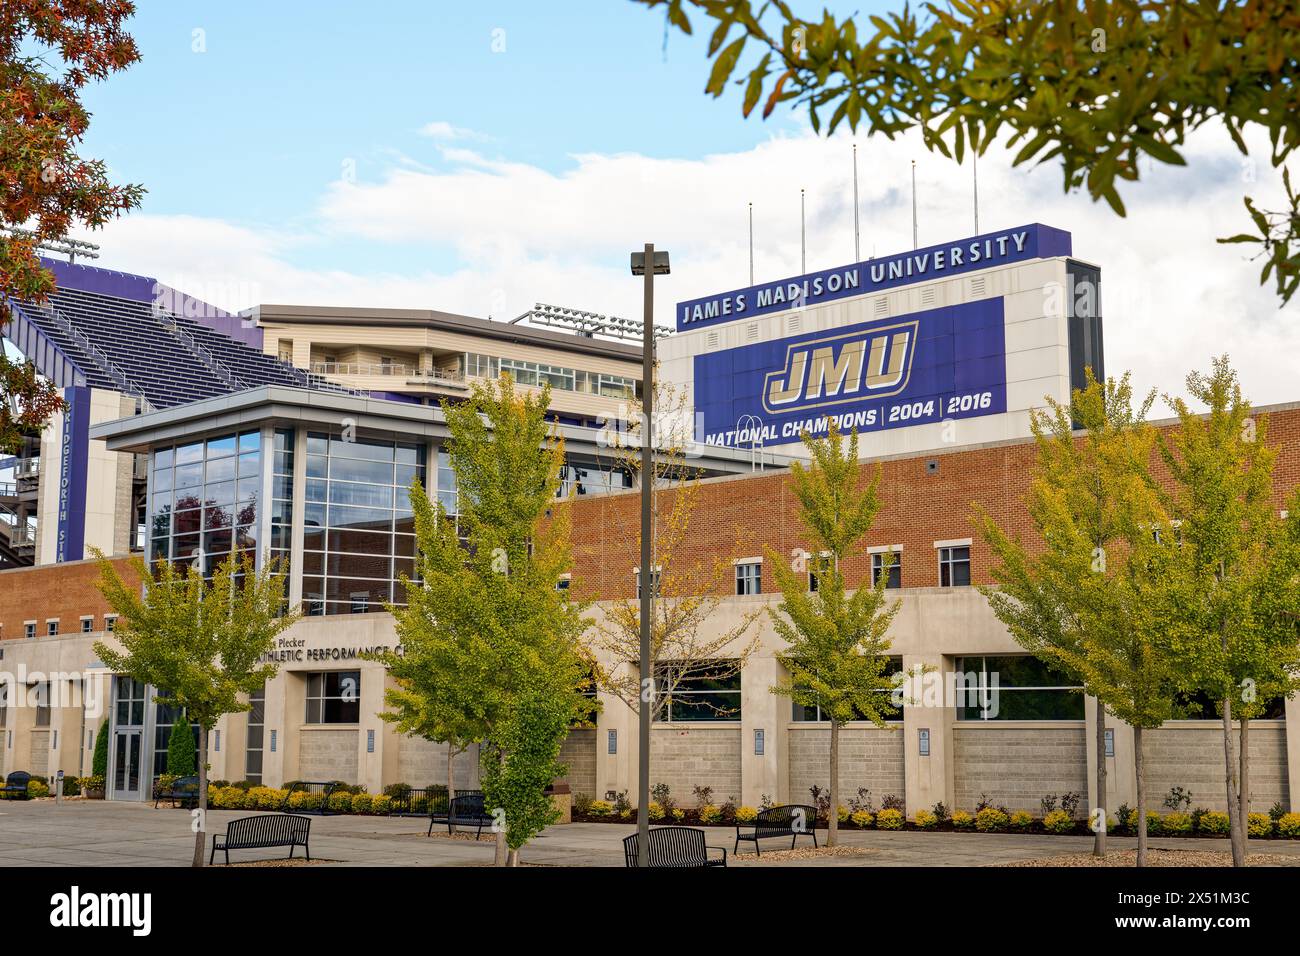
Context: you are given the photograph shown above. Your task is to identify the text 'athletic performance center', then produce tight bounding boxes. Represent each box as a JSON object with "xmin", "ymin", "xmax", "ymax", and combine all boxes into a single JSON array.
[{"xmin": 1, "ymin": 224, "xmax": 1296, "ymax": 819}]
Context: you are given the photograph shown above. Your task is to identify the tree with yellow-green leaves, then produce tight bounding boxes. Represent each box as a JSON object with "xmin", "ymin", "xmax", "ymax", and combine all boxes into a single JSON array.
[
  {"xmin": 376, "ymin": 375, "xmax": 591, "ymax": 866},
  {"xmin": 977, "ymin": 371, "xmax": 1180, "ymax": 866},
  {"xmin": 766, "ymin": 421, "xmax": 901, "ymax": 847},
  {"xmin": 1154, "ymin": 357, "xmax": 1300, "ymax": 866},
  {"xmin": 93, "ymin": 551, "xmax": 296, "ymax": 868},
  {"xmin": 638, "ymin": 0, "xmax": 1300, "ymax": 304}
]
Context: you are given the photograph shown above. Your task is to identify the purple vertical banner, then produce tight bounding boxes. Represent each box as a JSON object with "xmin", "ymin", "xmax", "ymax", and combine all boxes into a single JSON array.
[{"xmin": 57, "ymin": 385, "xmax": 91, "ymax": 563}]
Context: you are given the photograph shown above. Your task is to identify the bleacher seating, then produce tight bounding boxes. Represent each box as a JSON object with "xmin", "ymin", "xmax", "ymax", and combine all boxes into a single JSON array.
[{"xmin": 11, "ymin": 277, "xmax": 314, "ymax": 410}]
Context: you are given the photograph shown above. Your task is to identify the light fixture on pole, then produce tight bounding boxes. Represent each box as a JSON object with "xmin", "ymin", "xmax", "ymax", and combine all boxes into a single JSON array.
[{"xmin": 629, "ymin": 243, "xmax": 669, "ymax": 869}]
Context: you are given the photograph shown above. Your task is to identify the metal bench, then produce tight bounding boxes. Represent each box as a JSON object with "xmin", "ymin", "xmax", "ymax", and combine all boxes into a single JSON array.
[
  {"xmin": 734, "ymin": 805, "xmax": 818, "ymax": 856},
  {"xmin": 430, "ymin": 793, "xmax": 493, "ymax": 839},
  {"xmin": 278, "ymin": 780, "xmax": 339, "ymax": 815},
  {"xmin": 210, "ymin": 814, "xmax": 312, "ymax": 865},
  {"xmin": 425, "ymin": 788, "xmax": 483, "ymax": 832},
  {"xmin": 153, "ymin": 775, "xmax": 200, "ymax": 809},
  {"xmin": 0, "ymin": 771, "xmax": 31, "ymax": 799},
  {"xmin": 623, "ymin": 827, "xmax": 727, "ymax": 868}
]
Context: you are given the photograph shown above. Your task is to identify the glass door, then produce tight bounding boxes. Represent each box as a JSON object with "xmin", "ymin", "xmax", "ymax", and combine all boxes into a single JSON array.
[{"xmin": 110, "ymin": 677, "xmax": 147, "ymax": 800}]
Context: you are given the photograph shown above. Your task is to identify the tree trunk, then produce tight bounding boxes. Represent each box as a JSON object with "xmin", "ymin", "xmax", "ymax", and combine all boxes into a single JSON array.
[
  {"xmin": 192, "ymin": 725, "xmax": 208, "ymax": 868},
  {"xmin": 1094, "ymin": 697, "xmax": 1107, "ymax": 858},
  {"xmin": 1239, "ymin": 716, "xmax": 1251, "ymax": 859},
  {"xmin": 1221, "ymin": 696, "xmax": 1245, "ymax": 866},
  {"xmin": 507, "ymin": 848, "xmax": 519, "ymax": 867},
  {"xmin": 447, "ymin": 744, "xmax": 456, "ymax": 834},
  {"xmin": 828, "ymin": 716, "xmax": 839, "ymax": 847},
  {"xmin": 1134, "ymin": 725, "xmax": 1146, "ymax": 868},
  {"xmin": 494, "ymin": 748, "xmax": 507, "ymax": 866}
]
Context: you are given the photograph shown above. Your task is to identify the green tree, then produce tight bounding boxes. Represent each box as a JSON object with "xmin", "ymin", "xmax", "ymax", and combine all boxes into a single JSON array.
[
  {"xmin": 164, "ymin": 715, "xmax": 197, "ymax": 777},
  {"xmin": 639, "ymin": 0, "xmax": 1300, "ymax": 303},
  {"xmin": 1155, "ymin": 357, "xmax": 1300, "ymax": 866},
  {"xmin": 91, "ymin": 717, "xmax": 109, "ymax": 778},
  {"xmin": 1, "ymin": 1, "xmax": 144, "ymax": 451},
  {"xmin": 977, "ymin": 371, "xmax": 1178, "ymax": 865},
  {"xmin": 93, "ymin": 552, "xmax": 297, "ymax": 867},
  {"xmin": 379, "ymin": 375, "xmax": 590, "ymax": 866},
  {"xmin": 766, "ymin": 421, "xmax": 901, "ymax": 847}
]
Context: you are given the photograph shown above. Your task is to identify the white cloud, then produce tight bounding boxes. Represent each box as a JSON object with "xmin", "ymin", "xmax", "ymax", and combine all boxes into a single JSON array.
[
  {"xmin": 418, "ymin": 121, "xmax": 486, "ymax": 141},
  {"xmin": 81, "ymin": 123, "xmax": 1299, "ymax": 410}
]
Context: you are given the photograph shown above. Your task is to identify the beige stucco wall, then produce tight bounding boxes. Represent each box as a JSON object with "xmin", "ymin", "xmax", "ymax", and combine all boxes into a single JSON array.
[
  {"xmin": 787, "ymin": 724, "xmax": 907, "ymax": 808},
  {"xmin": 951, "ymin": 724, "xmax": 1090, "ymax": 812}
]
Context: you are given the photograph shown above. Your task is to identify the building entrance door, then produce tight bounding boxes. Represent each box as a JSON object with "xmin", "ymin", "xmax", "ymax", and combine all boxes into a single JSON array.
[{"xmin": 110, "ymin": 676, "xmax": 147, "ymax": 800}]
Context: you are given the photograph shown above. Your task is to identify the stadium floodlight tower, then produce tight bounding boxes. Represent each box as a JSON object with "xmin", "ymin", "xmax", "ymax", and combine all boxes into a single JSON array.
[
  {"xmin": 0, "ymin": 227, "xmax": 100, "ymax": 264},
  {"xmin": 512, "ymin": 302, "xmax": 672, "ymax": 341}
]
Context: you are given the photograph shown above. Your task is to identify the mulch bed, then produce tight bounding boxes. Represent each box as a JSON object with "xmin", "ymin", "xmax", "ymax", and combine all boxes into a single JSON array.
[
  {"xmin": 999, "ymin": 848, "xmax": 1300, "ymax": 867},
  {"xmin": 732, "ymin": 845, "xmax": 873, "ymax": 862},
  {"xmin": 218, "ymin": 858, "xmax": 339, "ymax": 867}
]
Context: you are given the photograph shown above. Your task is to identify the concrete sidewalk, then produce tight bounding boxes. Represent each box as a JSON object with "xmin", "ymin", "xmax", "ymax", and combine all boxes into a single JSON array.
[{"xmin": 2, "ymin": 799, "xmax": 1298, "ymax": 867}]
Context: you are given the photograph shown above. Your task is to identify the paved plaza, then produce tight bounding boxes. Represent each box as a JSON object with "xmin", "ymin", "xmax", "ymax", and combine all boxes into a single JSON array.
[{"xmin": 3, "ymin": 800, "xmax": 1299, "ymax": 867}]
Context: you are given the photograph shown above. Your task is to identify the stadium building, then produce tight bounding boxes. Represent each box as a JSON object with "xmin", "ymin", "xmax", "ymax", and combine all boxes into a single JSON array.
[{"xmin": 0, "ymin": 226, "xmax": 1295, "ymax": 819}]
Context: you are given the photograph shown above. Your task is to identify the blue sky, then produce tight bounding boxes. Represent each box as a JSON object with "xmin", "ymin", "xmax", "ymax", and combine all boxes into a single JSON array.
[
  {"xmin": 83, "ymin": 1, "xmax": 873, "ymax": 275},
  {"xmin": 59, "ymin": 1, "xmax": 1300, "ymax": 405}
]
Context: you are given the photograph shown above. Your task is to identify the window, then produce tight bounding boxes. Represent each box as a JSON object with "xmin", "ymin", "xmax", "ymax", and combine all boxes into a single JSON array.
[
  {"xmin": 306, "ymin": 671, "xmax": 361, "ymax": 724},
  {"xmin": 556, "ymin": 575, "xmax": 571, "ymax": 592},
  {"xmin": 938, "ymin": 545, "xmax": 971, "ymax": 587},
  {"xmin": 34, "ymin": 682, "xmax": 51, "ymax": 727},
  {"xmin": 871, "ymin": 550, "xmax": 902, "ymax": 589},
  {"xmin": 955, "ymin": 655, "xmax": 1084, "ymax": 721},
  {"xmin": 635, "ymin": 569, "xmax": 660, "ymax": 599},
  {"xmin": 807, "ymin": 552, "xmax": 830, "ymax": 592},
  {"xmin": 654, "ymin": 663, "xmax": 741, "ymax": 722},
  {"xmin": 735, "ymin": 561, "xmax": 761, "ymax": 595},
  {"xmin": 1172, "ymin": 688, "xmax": 1286, "ymax": 721},
  {"xmin": 81, "ymin": 617, "xmax": 94, "ymax": 634},
  {"xmin": 24, "ymin": 622, "xmax": 35, "ymax": 639},
  {"xmin": 245, "ymin": 685, "xmax": 266, "ymax": 783},
  {"xmin": 0, "ymin": 684, "xmax": 7, "ymax": 728},
  {"xmin": 105, "ymin": 615, "xmax": 117, "ymax": 633},
  {"xmin": 46, "ymin": 620, "xmax": 58, "ymax": 637},
  {"xmin": 792, "ymin": 657, "xmax": 904, "ymax": 721}
]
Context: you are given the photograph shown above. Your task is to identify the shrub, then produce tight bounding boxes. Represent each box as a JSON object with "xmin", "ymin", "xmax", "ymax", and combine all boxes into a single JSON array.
[
  {"xmin": 699, "ymin": 804, "xmax": 722, "ymax": 824},
  {"xmin": 79, "ymin": 775, "xmax": 105, "ymax": 796},
  {"xmin": 587, "ymin": 799, "xmax": 613, "ymax": 818},
  {"xmin": 1042, "ymin": 809, "xmax": 1075, "ymax": 834},
  {"xmin": 671, "ymin": 808, "xmax": 686, "ymax": 822},
  {"xmin": 647, "ymin": 802, "xmax": 665, "ymax": 822},
  {"xmin": 975, "ymin": 807, "xmax": 1009, "ymax": 832},
  {"xmin": 371, "ymin": 794, "xmax": 393, "ymax": 815},
  {"xmin": 209, "ymin": 786, "xmax": 246, "ymax": 809},
  {"xmin": 692, "ymin": 784, "xmax": 714, "ymax": 809},
  {"xmin": 1113, "ymin": 803, "xmax": 1133, "ymax": 834},
  {"xmin": 1161, "ymin": 811, "xmax": 1193, "ymax": 834},
  {"xmin": 881, "ymin": 793, "xmax": 905, "ymax": 811},
  {"xmin": 351, "ymin": 793, "xmax": 373, "ymax": 814},
  {"xmin": 913, "ymin": 809, "xmax": 937, "ymax": 829},
  {"xmin": 1009, "ymin": 810, "xmax": 1034, "ymax": 831},
  {"xmin": 1276, "ymin": 813, "xmax": 1300, "ymax": 838},
  {"xmin": 573, "ymin": 793, "xmax": 592, "ymax": 815},
  {"xmin": 328, "ymin": 790, "xmax": 354, "ymax": 813},
  {"xmin": 211, "ymin": 780, "xmax": 230, "ymax": 789},
  {"xmin": 876, "ymin": 808, "xmax": 903, "ymax": 830},
  {"xmin": 248, "ymin": 786, "xmax": 285, "ymax": 810},
  {"xmin": 165, "ymin": 717, "xmax": 197, "ymax": 776},
  {"xmin": 56, "ymin": 776, "xmax": 81, "ymax": 797},
  {"xmin": 1162, "ymin": 786, "xmax": 1193, "ymax": 812},
  {"xmin": 92, "ymin": 719, "xmax": 110, "ymax": 778},
  {"xmin": 28, "ymin": 779, "xmax": 50, "ymax": 799},
  {"xmin": 931, "ymin": 802, "xmax": 949, "ymax": 823},
  {"xmin": 612, "ymin": 791, "xmax": 631, "ymax": 815},
  {"xmin": 383, "ymin": 783, "xmax": 412, "ymax": 800},
  {"xmin": 951, "ymin": 810, "xmax": 974, "ymax": 830},
  {"xmin": 1198, "ymin": 811, "xmax": 1231, "ymax": 835},
  {"xmin": 850, "ymin": 809, "xmax": 874, "ymax": 829},
  {"xmin": 734, "ymin": 806, "xmax": 758, "ymax": 823},
  {"xmin": 1247, "ymin": 813, "xmax": 1273, "ymax": 838},
  {"xmin": 836, "ymin": 805, "xmax": 850, "ymax": 824},
  {"xmin": 232, "ymin": 780, "xmax": 255, "ymax": 791},
  {"xmin": 1124, "ymin": 809, "xmax": 1163, "ymax": 835}
]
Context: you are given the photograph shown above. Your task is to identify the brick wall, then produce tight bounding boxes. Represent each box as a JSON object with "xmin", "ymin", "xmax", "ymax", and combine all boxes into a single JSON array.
[
  {"xmin": 297, "ymin": 729, "xmax": 359, "ymax": 784},
  {"xmin": 558, "ymin": 728, "xmax": 597, "ymax": 799},
  {"xmin": 566, "ymin": 404, "xmax": 1300, "ymax": 599},
  {"xmin": 952, "ymin": 724, "xmax": 1089, "ymax": 811},
  {"xmin": 0, "ymin": 557, "xmax": 138, "ymax": 640},
  {"xmin": 649, "ymin": 726, "xmax": 742, "ymax": 804},
  {"xmin": 1146, "ymin": 724, "xmax": 1289, "ymax": 812},
  {"xmin": 787, "ymin": 725, "xmax": 907, "ymax": 807}
]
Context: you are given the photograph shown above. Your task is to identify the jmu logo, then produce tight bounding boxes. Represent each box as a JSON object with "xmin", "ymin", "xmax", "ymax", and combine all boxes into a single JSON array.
[{"xmin": 763, "ymin": 320, "xmax": 918, "ymax": 415}]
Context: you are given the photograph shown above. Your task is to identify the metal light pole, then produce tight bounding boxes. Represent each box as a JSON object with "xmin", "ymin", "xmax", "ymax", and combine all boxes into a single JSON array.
[{"xmin": 630, "ymin": 243, "xmax": 668, "ymax": 867}]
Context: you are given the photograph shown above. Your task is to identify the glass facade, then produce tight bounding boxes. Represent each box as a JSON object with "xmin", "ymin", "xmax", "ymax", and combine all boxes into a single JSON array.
[
  {"xmin": 654, "ymin": 663, "xmax": 741, "ymax": 722},
  {"xmin": 955, "ymin": 655, "xmax": 1084, "ymax": 721},
  {"xmin": 149, "ymin": 429, "xmax": 262, "ymax": 577},
  {"xmin": 306, "ymin": 671, "xmax": 361, "ymax": 723},
  {"xmin": 302, "ymin": 432, "xmax": 426, "ymax": 615},
  {"xmin": 465, "ymin": 352, "xmax": 638, "ymax": 400}
]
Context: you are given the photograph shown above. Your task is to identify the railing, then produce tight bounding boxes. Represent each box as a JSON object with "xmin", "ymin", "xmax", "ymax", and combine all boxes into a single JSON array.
[
  {"xmin": 389, "ymin": 785, "xmax": 450, "ymax": 816},
  {"xmin": 156, "ymin": 312, "xmax": 242, "ymax": 391},
  {"xmin": 310, "ymin": 361, "xmax": 467, "ymax": 385},
  {"xmin": 16, "ymin": 457, "xmax": 38, "ymax": 479},
  {"xmin": 37, "ymin": 302, "xmax": 155, "ymax": 411}
]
